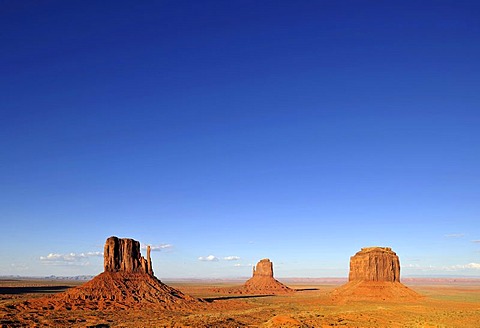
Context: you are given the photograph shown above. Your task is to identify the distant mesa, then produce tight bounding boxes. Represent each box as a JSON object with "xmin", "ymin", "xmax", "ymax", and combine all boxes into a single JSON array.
[
  {"xmin": 14, "ymin": 236, "xmax": 202, "ymax": 311},
  {"xmin": 332, "ymin": 247, "xmax": 420, "ymax": 302},
  {"xmin": 216, "ymin": 258, "xmax": 294, "ymax": 295}
]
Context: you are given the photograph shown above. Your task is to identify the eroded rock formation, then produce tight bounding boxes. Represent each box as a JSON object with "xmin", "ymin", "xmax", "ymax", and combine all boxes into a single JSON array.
[
  {"xmin": 332, "ymin": 246, "xmax": 420, "ymax": 302},
  {"xmin": 215, "ymin": 258, "xmax": 293, "ymax": 295},
  {"xmin": 11, "ymin": 236, "xmax": 201, "ymax": 312},
  {"xmin": 103, "ymin": 236, "xmax": 153, "ymax": 275},
  {"xmin": 242, "ymin": 258, "xmax": 293, "ymax": 294},
  {"xmin": 252, "ymin": 258, "xmax": 274, "ymax": 277},
  {"xmin": 348, "ymin": 247, "xmax": 400, "ymax": 282}
]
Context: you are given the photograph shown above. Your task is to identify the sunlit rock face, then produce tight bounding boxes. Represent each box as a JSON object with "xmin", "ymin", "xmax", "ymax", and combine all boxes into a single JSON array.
[
  {"xmin": 252, "ymin": 258, "xmax": 274, "ymax": 277},
  {"xmin": 242, "ymin": 258, "xmax": 294, "ymax": 294},
  {"xmin": 332, "ymin": 246, "xmax": 420, "ymax": 302},
  {"xmin": 348, "ymin": 247, "xmax": 400, "ymax": 282}
]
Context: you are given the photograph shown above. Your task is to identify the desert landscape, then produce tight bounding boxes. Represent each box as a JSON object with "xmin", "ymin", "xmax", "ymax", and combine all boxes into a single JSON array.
[
  {"xmin": 1, "ymin": 237, "xmax": 479, "ymax": 327},
  {"xmin": 2, "ymin": 2, "xmax": 479, "ymax": 327}
]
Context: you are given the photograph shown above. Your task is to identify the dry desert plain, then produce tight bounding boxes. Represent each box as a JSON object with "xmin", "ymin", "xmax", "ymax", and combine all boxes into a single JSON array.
[
  {"xmin": 1, "ymin": 239, "xmax": 479, "ymax": 327},
  {"xmin": 1, "ymin": 277, "xmax": 479, "ymax": 327}
]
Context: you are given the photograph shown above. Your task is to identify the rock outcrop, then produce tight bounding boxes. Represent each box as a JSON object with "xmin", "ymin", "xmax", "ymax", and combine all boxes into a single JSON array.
[
  {"xmin": 252, "ymin": 258, "xmax": 274, "ymax": 277},
  {"xmin": 242, "ymin": 259, "xmax": 293, "ymax": 294},
  {"xmin": 13, "ymin": 236, "xmax": 202, "ymax": 311},
  {"xmin": 104, "ymin": 236, "xmax": 153, "ymax": 275},
  {"xmin": 348, "ymin": 247, "xmax": 400, "ymax": 282},
  {"xmin": 215, "ymin": 258, "xmax": 294, "ymax": 295},
  {"xmin": 332, "ymin": 246, "xmax": 420, "ymax": 302}
]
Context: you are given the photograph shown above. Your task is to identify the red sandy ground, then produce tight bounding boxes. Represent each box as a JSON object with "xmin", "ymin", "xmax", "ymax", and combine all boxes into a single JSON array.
[
  {"xmin": 1, "ymin": 278, "xmax": 479, "ymax": 327},
  {"xmin": 331, "ymin": 281, "xmax": 422, "ymax": 303}
]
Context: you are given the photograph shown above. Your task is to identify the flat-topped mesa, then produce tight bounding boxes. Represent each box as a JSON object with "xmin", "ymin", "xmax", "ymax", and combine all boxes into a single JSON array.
[
  {"xmin": 349, "ymin": 246, "xmax": 400, "ymax": 282},
  {"xmin": 104, "ymin": 236, "xmax": 154, "ymax": 275},
  {"xmin": 252, "ymin": 258, "xmax": 274, "ymax": 277},
  {"xmin": 332, "ymin": 246, "xmax": 420, "ymax": 302}
]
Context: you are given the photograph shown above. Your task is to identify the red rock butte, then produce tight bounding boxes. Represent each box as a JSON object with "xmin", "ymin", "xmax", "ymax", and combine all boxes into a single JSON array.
[
  {"xmin": 252, "ymin": 258, "xmax": 274, "ymax": 277},
  {"xmin": 104, "ymin": 236, "xmax": 153, "ymax": 275},
  {"xmin": 349, "ymin": 247, "xmax": 400, "ymax": 282},
  {"xmin": 333, "ymin": 247, "xmax": 420, "ymax": 302},
  {"xmin": 14, "ymin": 236, "xmax": 202, "ymax": 311},
  {"xmin": 219, "ymin": 259, "xmax": 294, "ymax": 295}
]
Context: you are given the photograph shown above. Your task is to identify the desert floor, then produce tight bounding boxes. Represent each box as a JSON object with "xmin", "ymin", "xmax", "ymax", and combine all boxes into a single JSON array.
[{"xmin": 1, "ymin": 278, "xmax": 479, "ymax": 327}]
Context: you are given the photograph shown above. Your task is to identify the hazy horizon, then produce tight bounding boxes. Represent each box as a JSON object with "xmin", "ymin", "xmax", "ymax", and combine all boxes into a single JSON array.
[
  {"xmin": 1, "ymin": 1, "xmax": 479, "ymax": 279},
  {"xmin": 2, "ymin": 273, "xmax": 480, "ymax": 280}
]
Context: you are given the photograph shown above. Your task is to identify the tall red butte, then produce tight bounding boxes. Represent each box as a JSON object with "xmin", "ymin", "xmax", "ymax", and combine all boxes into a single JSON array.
[
  {"xmin": 16, "ymin": 236, "xmax": 201, "ymax": 311},
  {"xmin": 219, "ymin": 259, "xmax": 294, "ymax": 295},
  {"xmin": 349, "ymin": 247, "xmax": 400, "ymax": 282},
  {"xmin": 333, "ymin": 247, "xmax": 420, "ymax": 302},
  {"xmin": 103, "ymin": 236, "xmax": 153, "ymax": 275}
]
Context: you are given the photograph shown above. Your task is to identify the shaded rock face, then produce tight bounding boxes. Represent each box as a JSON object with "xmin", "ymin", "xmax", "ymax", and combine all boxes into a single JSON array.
[
  {"xmin": 348, "ymin": 247, "xmax": 400, "ymax": 282},
  {"xmin": 104, "ymin": 236, "xmax": 153, "ymax": 275},
  {"xmin": 253, "ymin": 258, "xmax": 274, "ymax": 277}
]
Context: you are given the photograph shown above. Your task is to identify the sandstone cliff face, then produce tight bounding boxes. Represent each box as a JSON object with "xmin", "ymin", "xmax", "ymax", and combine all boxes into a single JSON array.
[
  {"xmin": 253, "ymin": 258, "xmax": 274, "ymax": 277},
  {"xmin": 104, "ymin": 236, "xmax": 153, "ymax": 275},
  {"xmin": 348, "ymin": 247, "xmax": 400, "ymax": 282},
  {"xmin": 332, "ymin": 246, "xmax": 420, "ymax": 302}
]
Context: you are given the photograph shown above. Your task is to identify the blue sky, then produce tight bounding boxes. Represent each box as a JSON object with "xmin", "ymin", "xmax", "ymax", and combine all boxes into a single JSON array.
[{"xmin": 1, "ymin": 0, "xmax": 479, "ymax": 278}]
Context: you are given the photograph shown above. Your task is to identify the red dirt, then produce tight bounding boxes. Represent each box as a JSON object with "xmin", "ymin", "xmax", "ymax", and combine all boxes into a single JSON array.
[
  {"xmin": 332, "ymin": 280, "xmax": 422, "ymax": 303},
  {"xmin": 13, "ymin": 271, "xmax": 202, "ymax": 311},
  {"xmin": 1, "ymin": 279, "xmax": 479, "ymax": 327}
]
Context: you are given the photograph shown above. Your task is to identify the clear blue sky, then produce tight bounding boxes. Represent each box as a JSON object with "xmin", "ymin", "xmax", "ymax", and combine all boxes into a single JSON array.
[{"xmin": 1, "ymin": 0, "xmax": 479, "ymax": 278}]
